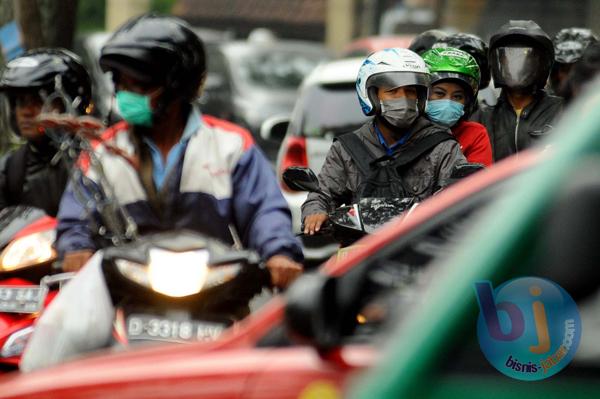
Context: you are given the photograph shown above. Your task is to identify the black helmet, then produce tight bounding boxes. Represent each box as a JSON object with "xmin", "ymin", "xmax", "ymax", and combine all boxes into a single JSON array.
[
  {"xmin": 0, "ymin": 48, "xmax": 92, "ymax": 114},
  {"xmin": 99, "ymin": 14, "xmax": 206, "ymax": 105},
  {"xmin": 489, "ymin": 20, "xmax": 554, "ymax": 91},
  {"xmin": 408, "ymin": 29, "xmax": 449, "ymax": 55},
  {"xmin": 434, "ymin": 33, "xmax": 491, "ymax": 89},
  {"xmin": 554, "ymin": 28, "xmax": 598, "ymax": 64}
]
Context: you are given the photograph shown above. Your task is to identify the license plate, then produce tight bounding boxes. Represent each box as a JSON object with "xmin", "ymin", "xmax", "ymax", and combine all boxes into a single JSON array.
[
  {"xmin": 126, "ymin": 314, "xmax": 226, "ymax": 343},
  {"xmin": 0, "ymin": 286, "xmax": 46, "ymax": 313}
]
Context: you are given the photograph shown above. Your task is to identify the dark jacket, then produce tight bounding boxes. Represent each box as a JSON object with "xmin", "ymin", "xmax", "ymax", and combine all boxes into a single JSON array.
[
  {"xmin": 472, "ymin": 90, "xmax": 563, "ymax": 161},
  {"xmin": 301, "ymin": 116, "xmax": 467, "ymax": 218},
  {"xmin": 0, "ymin": 140, "xmax": 71, "ymax": 217}
]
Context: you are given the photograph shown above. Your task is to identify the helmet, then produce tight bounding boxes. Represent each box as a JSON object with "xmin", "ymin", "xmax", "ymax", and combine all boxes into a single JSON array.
[
  {"xmin": 489, "ymin": 20, "xmax": 554, "ymax": 91},
  {"xmin": 554, "ymin": 28, "xmax": 598, "ymax": 64},
  {"xmin": 99, "ymin": 14, "xmax": 206, "ymax": 104},
  {"xmin": 356, "ymin": 48, "xmax": 430, "ymax": 116},
  {"xmin": 0, "ymin": 48, "xmax": 92, "ymax": 114},
  {"xmin": 434, "ymin": 32, "xmax": 491, "ymax": 89},
  {"xmin": 408, "ymin": 30, "xmax": 449, "ymax": 55},
  {"xmin": 422, "ymin": 47, "xmax": 480, "ymax": 115}
]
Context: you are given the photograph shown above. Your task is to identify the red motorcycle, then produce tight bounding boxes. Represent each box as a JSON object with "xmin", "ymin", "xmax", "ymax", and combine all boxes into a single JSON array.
[{"xmin": 0, "ymin": 206, "xmax": 70, "ymax": 372}]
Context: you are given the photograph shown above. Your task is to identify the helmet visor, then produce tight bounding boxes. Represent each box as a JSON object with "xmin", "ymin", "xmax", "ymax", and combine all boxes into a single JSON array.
[
  {"xmin": 366, "ymin": 71, "xmax": 430, "ymax": 91},
  {"xmin": 492, "ymin": 46, "xmax": 543, "ymax": 89}
]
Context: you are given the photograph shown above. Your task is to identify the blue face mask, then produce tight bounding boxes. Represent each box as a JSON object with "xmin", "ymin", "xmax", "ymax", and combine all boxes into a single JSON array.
[
  {"xmin": 425, "ymin": 99, "xmax": 465, "ymax": 127},
  {"xmin": 115, "ymin": 91, "xmax": 154, "ymax": 127}
]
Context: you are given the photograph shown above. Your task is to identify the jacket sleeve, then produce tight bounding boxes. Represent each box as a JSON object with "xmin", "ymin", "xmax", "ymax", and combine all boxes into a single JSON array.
[
  {"xmin": 55, "ymin": 179, "xmax": 99, "ymax": 257},
  {"xmin": 301, "ymin": 140, "xmax": 352, "ymax": 219},
  {"xmin": 435, "ymin": 140, "xmax": 468, "ymax": 189},
  {"xmin": 231, "ymin": 146, "xmax": 303, "ymax": 262}
]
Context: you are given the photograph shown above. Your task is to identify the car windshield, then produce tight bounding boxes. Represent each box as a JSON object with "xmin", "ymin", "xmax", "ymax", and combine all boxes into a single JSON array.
[
  {"xmin": 295, "ymin": 83, "xmax": 369, "ymax": 138},
  {"xmin": 232, "ymin": 49, "xmax": 327, "ymax": 90}
]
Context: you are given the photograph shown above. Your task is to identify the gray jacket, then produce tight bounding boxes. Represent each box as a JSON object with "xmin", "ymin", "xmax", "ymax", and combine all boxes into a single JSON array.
[{"xmin": 301, "ymin": 117, "xmax": 467, "ymax": 218}]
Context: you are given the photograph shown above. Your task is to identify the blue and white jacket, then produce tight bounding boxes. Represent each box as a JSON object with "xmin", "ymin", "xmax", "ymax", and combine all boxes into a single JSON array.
[{"xmin": 56, "ymin": 111, "xmax": 303, "ymax": 262}]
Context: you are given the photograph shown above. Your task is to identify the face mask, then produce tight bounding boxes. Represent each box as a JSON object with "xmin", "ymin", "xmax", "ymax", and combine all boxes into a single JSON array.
[
  {"xmin": 379, "ymin": 97, "xmax": 419, "ymax": 130},
  {"xmin": 115, "ymin": 90, "xmax": 154, "ymax": 127},
  {"xmin": 425, "ymin": 99, "xmax": 465, "ymax": 127}
]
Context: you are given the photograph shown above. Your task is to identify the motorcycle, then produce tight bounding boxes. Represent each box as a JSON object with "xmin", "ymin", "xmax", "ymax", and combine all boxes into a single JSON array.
[
  {"xmin": 0, "ymin": 206, "xmax": 72, "ymax": 372},
  {"xmin": 282, "ymin": 167, "xmax": 417, "ymax": 246},
  {"xmin": 103, "ymin": 231, "xmax": 271, "ymax": 347}
]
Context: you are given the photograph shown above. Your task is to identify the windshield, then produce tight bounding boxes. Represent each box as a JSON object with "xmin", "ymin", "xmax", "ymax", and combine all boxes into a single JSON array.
[
  {"xmin": 293, "ymin": 83, "xmax": 369, "ymax": 138},
  {"xmin": 232, "ymin": 49, "xmax": 328, "ymax": 90}
]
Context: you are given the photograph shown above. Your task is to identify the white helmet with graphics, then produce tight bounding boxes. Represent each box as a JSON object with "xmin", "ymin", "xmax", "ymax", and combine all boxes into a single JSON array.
[{"xmin": 356, "ymin": 48, "xmax": 430, "ymax": 116}]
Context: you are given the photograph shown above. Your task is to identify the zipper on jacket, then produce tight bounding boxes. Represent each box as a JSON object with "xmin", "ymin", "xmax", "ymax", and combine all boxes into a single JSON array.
[{"xmin": 514, "ymin": 113, "xmax": 521, "ymax": 154}]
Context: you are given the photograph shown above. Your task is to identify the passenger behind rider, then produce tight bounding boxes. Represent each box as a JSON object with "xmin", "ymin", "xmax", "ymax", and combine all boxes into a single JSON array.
[
  {"xmin": 422, "ymin": 47, "xmax": 493, "ymax": 166},
  {"xmin": 0, "ymin": 49, "xmax": 92, "ymax": 216},
  {"xmin": 56, "ymin": 14, "xmax": 303, "ymax": 288},
  {"xmin": 559, "ymin": 42, "xmax": 600, "ymax": 105},
  {"xmin": 472, "ymin": 20, "xmax": 563, "ymax": 161},
  {"xmin": 302, "ymin": 48, "xmax": 467, "ymax": 235}
]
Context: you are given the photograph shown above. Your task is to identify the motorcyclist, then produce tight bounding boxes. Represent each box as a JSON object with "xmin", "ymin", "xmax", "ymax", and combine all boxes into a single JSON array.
[
  {"xmin": 56, "ymin": 14, "xmax": 303, "ymax": 286},
  {"xmin": 560, "ymin": 42, "xmax": 600, "ymax": 104},
  {"xmin": 302, "ymin": 48, "xmax": 467, "ymax": 235},
  {"xmin": 20, "ymin": 14, "xmax": 303, "ymax": 372},
  {"xmin": 433, "ymin": 32, "xmax": 500, "ymax": 108},
  {"xmin": 550, "ymin": 28, "xmax": 598, "ymax": 97},
  {"xmin": 472, "ymin": 20, "xmax": 563, "ymax": 161},
  {"xmin": 422, "ymin": 47, "xmax": 492, "ymax": 166},
  {"xmin": 0, "ymin": 49, "xmax": 93, "ymax": 216}
]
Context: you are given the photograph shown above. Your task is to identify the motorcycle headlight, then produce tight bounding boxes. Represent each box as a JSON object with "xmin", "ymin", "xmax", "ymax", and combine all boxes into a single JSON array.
[
  {"xmin": 1, "ymin": 326, "xmax": 34, "ymax": 358},
  {"xmin": 0, "ymin": 230, "xmax": 57, "ymax": 272},
  {"xmin": 115, "ymin": 248, "xmax": 242, "ymax": 298}
]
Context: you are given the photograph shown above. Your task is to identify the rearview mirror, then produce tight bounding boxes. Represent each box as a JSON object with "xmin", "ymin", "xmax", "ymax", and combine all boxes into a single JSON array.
[
  {"xmin": 282, "ymin": 167, "xmax": 320, "ymax": 193},
  {"xmin": 260, "ymin": 115, "xmax": 289, "ymax": 141},
  {"xmin": 284, "ymin": 272, "xmax": 341, "ymax": 350}
]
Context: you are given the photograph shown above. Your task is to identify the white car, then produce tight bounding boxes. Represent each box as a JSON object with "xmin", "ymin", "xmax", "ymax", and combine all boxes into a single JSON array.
[{"xmin": 261, "ymin": 57, "xmax": 370, "ymax": 262}]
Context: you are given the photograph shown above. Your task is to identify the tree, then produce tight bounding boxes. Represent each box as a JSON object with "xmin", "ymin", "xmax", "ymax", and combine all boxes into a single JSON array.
[{"xmin": 13, "ymin": 0, "xmax": 79, "ymax": 51}]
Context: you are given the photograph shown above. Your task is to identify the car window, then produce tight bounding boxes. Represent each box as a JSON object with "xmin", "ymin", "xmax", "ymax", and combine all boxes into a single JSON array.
[
  {"xmin": 342, "ymin": 179, "xmax": 514, "ymax": 344},
  {"xmin": 291, "ymin": 83, "xmax": 368, "ymax": 138}
]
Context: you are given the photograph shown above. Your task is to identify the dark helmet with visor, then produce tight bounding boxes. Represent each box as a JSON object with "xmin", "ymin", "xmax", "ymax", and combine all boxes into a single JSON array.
[
  {"xmin": 99, "ymin": 14, "xmax": 206, "ymax": 105},
  {"xmin": 434, "ymin": 32, "xmax": 491, "ymax": 89},
  {"xmin": 489, "ymin": 20, "xmax": 554, "ymax": 91},
  {"xmin": 0, "ymin": 48, "xmax": 92, "ymax": 115}
]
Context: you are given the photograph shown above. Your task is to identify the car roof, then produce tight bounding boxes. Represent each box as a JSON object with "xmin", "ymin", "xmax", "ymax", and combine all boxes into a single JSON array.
[{"xmin": 302, "ymin": 57, "xmax": 363, "ymax": 87}]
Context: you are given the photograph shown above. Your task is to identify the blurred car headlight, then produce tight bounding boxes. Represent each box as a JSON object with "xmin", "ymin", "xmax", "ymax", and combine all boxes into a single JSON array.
[
  {"xmin": 115, "ymin": 248, "xmax": 242, "ymax": 298},
  {"xmin": 1, "ymin": 326, "xmax": 34, "ymax": 358},
  {"xmin": 0, "ymin": 230, "xmax": 57, "ymax": 272}
]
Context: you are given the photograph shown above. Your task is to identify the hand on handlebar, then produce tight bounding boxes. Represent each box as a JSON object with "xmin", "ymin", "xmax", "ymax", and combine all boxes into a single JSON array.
[
  {"xmin": 265, "ymin": 255, "xmax": 303, "ymax": 289},
  {"xmin": 303, "ymin": 213, "xmax": 329, "ymax": 235}
]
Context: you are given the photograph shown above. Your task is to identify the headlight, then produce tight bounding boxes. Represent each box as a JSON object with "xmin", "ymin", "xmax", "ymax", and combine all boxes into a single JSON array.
[
  {"xmin": 115, "ymin": 249, "xmax": 242, "ymax": 298},
  {"xmin": 0, "ymin": 230, "xmax": 57, "ymax": 271},
  {"xmin": 1, "ymin": 326, "xmax": 34, "ymax": 358}
]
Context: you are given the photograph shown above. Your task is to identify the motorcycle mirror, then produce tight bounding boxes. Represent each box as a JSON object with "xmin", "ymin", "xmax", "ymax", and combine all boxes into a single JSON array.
[
  {"xmin": 282, "ymin": 167, "xmax": 320, "ymax": 192},
  {"xmin": 260, "ymin": 115, "xmax": 289, "ymax": 142}
]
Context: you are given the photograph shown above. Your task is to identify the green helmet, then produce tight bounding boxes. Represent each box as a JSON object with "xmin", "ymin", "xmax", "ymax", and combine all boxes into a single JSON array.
[{"xmin": 422, "ymin": 47, "xmax": 481, "ymax": 99}]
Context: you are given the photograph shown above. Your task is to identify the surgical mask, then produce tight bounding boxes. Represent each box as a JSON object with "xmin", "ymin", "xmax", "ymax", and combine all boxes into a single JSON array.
[
  {"xmin": 425, "ymin": 99, "xmax": 465, "ymax": 127},
  {"xmin": 115, "ymin": 90, "xmax": 154, "ymax": 127},
  {"xmin": 379, "ymin": 98, "xmax": 419, "ymax": 130}
]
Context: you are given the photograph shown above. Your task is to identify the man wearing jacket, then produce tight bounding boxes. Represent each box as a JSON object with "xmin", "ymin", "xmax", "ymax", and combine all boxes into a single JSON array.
[
  {"xmin": 56, "ymin": 14, "xmax": 303, "ymax": 287},
  {"xmin": 473, "ymin": 20, "xmax": 563, "ymax": 161},
  {"xmin": 302, "ymin": 48, "xmax": 467, "ymax": 235}
]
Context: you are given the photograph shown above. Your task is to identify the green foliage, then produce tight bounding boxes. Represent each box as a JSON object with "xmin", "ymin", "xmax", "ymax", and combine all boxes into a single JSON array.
[
  {"xmin": 77, "ymin": 0, "xmax": 106, "ymax": 33},
  {"xmin": 151, "ymin": 0, "xmax": 176, "ymax": 14}
]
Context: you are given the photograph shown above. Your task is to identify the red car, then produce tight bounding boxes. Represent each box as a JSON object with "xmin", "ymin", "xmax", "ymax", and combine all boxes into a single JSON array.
[{"xmin": 0, "ymin": 151, "xmax": 542, "ymax": 398}]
